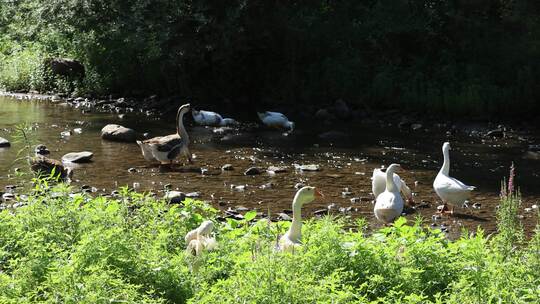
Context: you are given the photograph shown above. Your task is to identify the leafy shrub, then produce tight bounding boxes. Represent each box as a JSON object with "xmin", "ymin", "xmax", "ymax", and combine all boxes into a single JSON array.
[{"xmin": 0, "ymin": 178, "xmax": 539, "ymax": 303}]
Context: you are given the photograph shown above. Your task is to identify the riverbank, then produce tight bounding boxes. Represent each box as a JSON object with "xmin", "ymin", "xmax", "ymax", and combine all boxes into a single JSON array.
[
  {"xmin": 0, "ymin": 180, "xmax": 538, "ymax": 303},
  {"xmin": 2, "ymin": 93, "xmax": 540, "ymax": 239}
]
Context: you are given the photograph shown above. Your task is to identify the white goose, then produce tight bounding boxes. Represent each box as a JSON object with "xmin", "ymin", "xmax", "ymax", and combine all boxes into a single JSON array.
[
  {"xmin": 257, "ymin": 111, "xmax": 294, "ymax": 131},
  {"xmin": 279, "ymin": 186, "xmax": 323, "ymax": 252},
  {"xmin": 137, "ymin": 104, "xmax": 192, "ymax": 165},
  {"xmin": 192, "ymin": 109, "xmax": 238, "ymax": 127},
  {"xmin": 433, "ymin": 142, "xmax": 475, "ymax": 214},
  {"xmin": 374, "ymin": 164, "xmax": 404, "ymax": 223},
  {"xmin": 185, "ymin": 220, "xmax": 217, "ymax": 256},
  {"xmin": 372, "ymin": 168, "xmax": 414, "ymax": 205}
]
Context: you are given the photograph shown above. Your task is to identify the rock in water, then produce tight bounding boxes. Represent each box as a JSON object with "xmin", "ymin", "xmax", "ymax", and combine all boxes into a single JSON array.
[
  {"xmin": 164, "ymin": 191, "xmax": 186, "ymax": 204},
  {"xmin": 221, "ymin": 164, "xmax": 234, "ymax": 171},
  {"xmin": 101, "ymin": 124, "xmax": 138, "ymax": 142},
  {"xmin": 0, "ymin": 137, "xmax": 10, "ymax": 148},
  {"xmin": 244, "ymin": 167, "xmax": 262, "ymax": 176},
  {"xmin": 294, "ymin": 164, "xmax": 321, "ymax": 171},
  {"xmin": 62, "ymin": 151, "xmax": 94, "ymax": 163},
  {"xmin": 267, "ymin": 166, "xmax": 287, "ymax": 173}
]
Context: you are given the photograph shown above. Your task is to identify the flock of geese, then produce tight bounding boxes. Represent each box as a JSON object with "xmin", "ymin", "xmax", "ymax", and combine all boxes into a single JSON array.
[
  {"xmin": 136, "ymin": 104, "xmax": 476, "ymax": 254},
  {"xmin": 28, "ymin": 103, "xmax": 476, "ymax": 255}
]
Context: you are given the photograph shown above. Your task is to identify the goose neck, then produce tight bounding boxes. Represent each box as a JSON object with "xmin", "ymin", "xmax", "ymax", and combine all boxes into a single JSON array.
[
  {"xmin": 386, "ymin": 168, "xmax": 397, "ymax": 192},
  {"xmin": 177, "ymin": 109, "xmax": 189, "ymax": 142},
  {"xmin": 440, "ymin": 147, "xmax": 450, "ymax": 175},
  {"xmin": 289, "ymin": 195, "xmax": 303, "ymax": 240}
]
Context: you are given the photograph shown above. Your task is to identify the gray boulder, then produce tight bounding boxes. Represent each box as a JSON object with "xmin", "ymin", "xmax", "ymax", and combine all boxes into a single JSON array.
[
  {"xmin": 62, "ymin": 151, "xmax": 94, "ymax": 163},
  {"xmin": 101, "ymin": 124, "xmax": 138, "ymax": 142}
]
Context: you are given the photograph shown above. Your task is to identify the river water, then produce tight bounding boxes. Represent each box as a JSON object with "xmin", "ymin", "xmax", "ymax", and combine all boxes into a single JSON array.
[{"xmin": 1, "ymin": 96, "xmax": 538, "ymax": 237}]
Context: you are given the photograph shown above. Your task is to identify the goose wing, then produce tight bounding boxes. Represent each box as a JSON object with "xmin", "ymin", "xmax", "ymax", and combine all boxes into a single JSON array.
[
  {"xmin": 437, "ymin": 175, "xmax": 475, "ymax": 192},
  {"xmin": 143, "ymin": 134, "xmax": 184, "ymax": 153}
]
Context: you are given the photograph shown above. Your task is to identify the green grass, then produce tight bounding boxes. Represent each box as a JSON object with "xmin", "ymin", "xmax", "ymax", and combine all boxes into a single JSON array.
[{"xmin": 0, "ymin": 181, "xmax": 538, "ymax": 303}]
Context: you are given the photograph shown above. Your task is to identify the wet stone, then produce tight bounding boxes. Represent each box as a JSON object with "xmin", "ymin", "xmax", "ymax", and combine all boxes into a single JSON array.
[
  {"xmin": 277, "ymin": 213, "xmax": 292, "ymax": 221},
  {"xmin": 294, "ymin": 183, "xmax": 305, "ymax": 189},
  {"xmin": 0, "ymin": 137, "xmax": 10, "ymax": 148},
  {"xmin": 62, "ymin": 151, "xmax": 93, "ymax": 163},
  {"xmin": 128, "ymin": 167, "xmax": 137, "ymax": 173},
  {"xmin": 267, "ymin": 166, "xmax": 287, "ymax": 173},
  {"xmin": 5, "ymin": 185, "xmax": 17, "ymax": 191},
  {"xmin": 294, "ymin": 164, "xmax": 320, "ymax": 171},
  {"xmin": 259, "ymin": 182, "xmax": 274, "ymax": 190},
  {"xmin": 313, "ymin": 209, "xmax": 329, "ymax": 216},
  {"xmin": 185, "ymin": 192, "xmax": 201, "ymax": 198},
  {"xmin": 2, "ymin": 193, "xmax": 15, "ymax": 201},
  {"xmin": 164, "ymin": 191, "xmax": 186, "ymax": 204},
  {"xmin": 472, "ymin": 203, "xmax": 482, "ymax": 209},
  {"xmin": 411, "ymin": 123, "xmax": 423, "ymax": 131},
  {"xmin": 101, "ymin": 124, "xmax": 138, "ymax": 142},
  {"xmin": 244, "ymin": 167, "xmax": 262, "ymax": 176},
  {"xmin": 221, "ymin": 164, "xmax": 234, "ymax": 171}
]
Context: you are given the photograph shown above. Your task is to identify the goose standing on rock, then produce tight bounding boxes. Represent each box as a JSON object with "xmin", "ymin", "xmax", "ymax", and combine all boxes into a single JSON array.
[
  {"xmin": 192, "ymin": 109, "xmax": 238, "ymax": 127},
  {"xmin": 433, "ymin": 142, "xmax": 475, "ymax": 215},
  {"xmin": 372, "ymin": 168, "xmax": 414, "ymax": 205},
  {"xmin": 257, "ymin": 111, "xmax": 294, "ymax": 131},
  {"xmin": 279, "ymin": 186, "xmax": 324, "ymax": 252},
  {"xmin": 185, "ymin": 220, "xmax": 217, "ymax": 256},
  {"xmin": 137, "ymin": 103, "xmax": 192, "ymax": 165},
  {"xmin": 374, "ymin": 164, "xmax": 404, "ymax": 223}
]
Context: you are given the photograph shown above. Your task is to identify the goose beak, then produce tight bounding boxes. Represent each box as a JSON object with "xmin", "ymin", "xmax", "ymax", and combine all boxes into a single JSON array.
[{"xmin": 315, "ymin": 188, "xmax": 324, "ymax": 199}]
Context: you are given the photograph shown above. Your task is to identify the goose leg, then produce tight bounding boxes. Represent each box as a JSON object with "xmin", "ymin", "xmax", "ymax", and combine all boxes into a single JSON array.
[{"xmin": 437, "ymin": 201, "xmax": 453, "ymax": 216}]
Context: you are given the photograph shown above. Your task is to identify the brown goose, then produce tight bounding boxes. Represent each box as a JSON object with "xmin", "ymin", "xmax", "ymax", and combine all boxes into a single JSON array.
[
  {"xmin": 136, "ymin": 103, "xmax": 192, "ymax": 165},
  {"xmin": 30, "ymin": 156, "xmax": 72, "ymax": 181}
]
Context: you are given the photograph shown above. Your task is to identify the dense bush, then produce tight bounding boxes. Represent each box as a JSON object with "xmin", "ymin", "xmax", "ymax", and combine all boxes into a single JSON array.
[
  {"xmin": 0, "ymin": 178, "xmax": 538, "ymax": 303},
  {"xmin": 1, "ymin": 1, "xmax": 539, "ymax": 115}
]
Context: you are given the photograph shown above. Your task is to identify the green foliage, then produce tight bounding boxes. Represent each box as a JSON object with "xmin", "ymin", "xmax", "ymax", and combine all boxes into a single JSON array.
[
  {"xmin": 0, "ymin": 180, "xmax": 539, "ymax": 303},
  {"xmin": 1, "ymin": 1, "xmax": 540, "ymax": 114}
]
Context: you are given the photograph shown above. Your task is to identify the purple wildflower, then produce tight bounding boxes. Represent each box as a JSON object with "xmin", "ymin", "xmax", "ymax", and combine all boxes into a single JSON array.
[{"xmin": 508, "ymin": 162, "xmax": 515, "ymax": 195}]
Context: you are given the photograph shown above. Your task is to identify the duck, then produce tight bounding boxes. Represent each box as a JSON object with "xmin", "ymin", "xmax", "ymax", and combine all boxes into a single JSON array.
[
  {"xmin": 374, "ymin": 164, "xmax": 404, "ymax": 223},
  {"xmin": 372, "ymin": 168, "xmax": 414, "ymax": 205},
  {"xmin": 185, "ymin": 220, "xmax": 217, "ymax": 256},
  {"xmin": 257, "ymin": 111, "xmax": 294, "ymax": 131},
  {"xmin": 433, "ymin": 142, "xmax": 475, "ymax": 215},
  {"xmin": 192, "ymin": 109, "xmax": 238, "ymax": 127},
  {"xmin": 29, "ymin": 155, "xmax": 73, "ymax": 181},
  {"xmin": 279, "ymin": 186, "xmax": 323, "ymax": 252},
  {"xmin": 136, "ymin": 103, "xmax": 192, "ymax": 165}
]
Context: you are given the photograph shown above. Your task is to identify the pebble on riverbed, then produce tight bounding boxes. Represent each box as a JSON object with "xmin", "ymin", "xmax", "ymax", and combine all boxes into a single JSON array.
[
  {"xmin": 221, "ymin": 164, "xmax": 234, "ymax": 171},
  {"xmin": 0, "ymin": 137, "xmax": 10, "ymax": 148}
]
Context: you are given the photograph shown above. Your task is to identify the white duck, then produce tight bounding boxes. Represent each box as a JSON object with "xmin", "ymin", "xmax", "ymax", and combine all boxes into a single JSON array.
[
  {"xmin": 372, "ymin": 168, "xmax": 414, "ymax": 205},
  {"xmin": 374, "ymin": 164, "xmax": 404, "ymax": 223},
  {"xmin": 192, "ymin": 109, "xmax": 238, "ymax": 127},
  {"xmin": 185, "ymin": 220, "xmax": 217, "ymax": 256},
  {"xmin": 137, "ymin": 103, "xmax": 192, "ymax": 165},
  {"xmin": 279, "ymin": 186, "xmax": 323, "ymax": 252},
  {"xmin": 433, "ymin": 142, "xmax": 475, "ymax": 215},
  {"xmin": 257, "ymin": 111, "xmax": 294, "ymax": 131}
]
